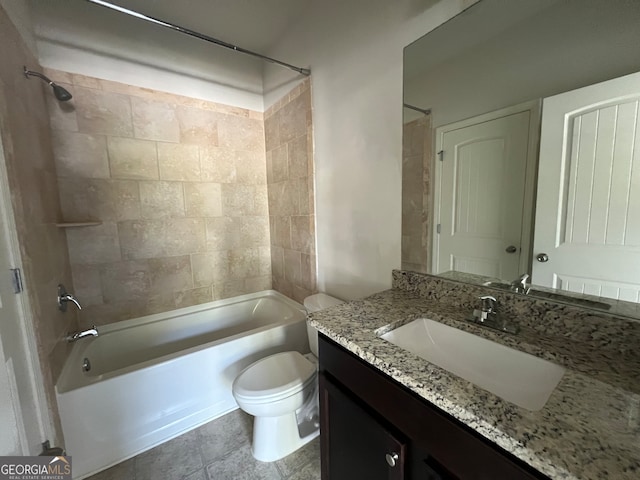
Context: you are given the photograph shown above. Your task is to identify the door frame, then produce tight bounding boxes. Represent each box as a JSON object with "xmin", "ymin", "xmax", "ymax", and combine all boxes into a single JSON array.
[
  {"xmin": 432, "ymin": 100, "xmax": 541, "ymax": 277},
  {"xmin": 0, "ymin": 133, "xmax": 53, "ymax": 453}
]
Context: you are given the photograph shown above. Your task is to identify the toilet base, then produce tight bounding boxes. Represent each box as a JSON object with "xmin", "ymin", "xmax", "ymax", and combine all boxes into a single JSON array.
[{"xmin": 251, "ymin": 413, "xmax": 319, "ymax": 462}]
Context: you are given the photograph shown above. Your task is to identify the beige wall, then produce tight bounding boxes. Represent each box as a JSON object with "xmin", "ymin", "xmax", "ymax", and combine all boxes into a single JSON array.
[
  {"xmin": 401, "ymin": 115, "xmax": 432, "ymax": 273},
  {"xmin": 265, "ymin": 79, "xmax": 317, "ymax": 303},
  {"xmin": 0, "ymin": 6, "xmax": 77, "ymax": 445},
  {"xmin": 46, "ymin": 69, "xmax": 272, "ymax": 326}
]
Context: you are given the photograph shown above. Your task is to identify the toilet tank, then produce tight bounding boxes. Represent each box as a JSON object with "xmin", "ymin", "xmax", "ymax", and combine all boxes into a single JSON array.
[{"xmin": 304, "ymin": 294, "xmax": 344, "ymax": 356}]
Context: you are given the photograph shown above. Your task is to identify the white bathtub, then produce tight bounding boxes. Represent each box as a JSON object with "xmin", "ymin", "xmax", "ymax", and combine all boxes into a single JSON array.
[{"xmin": 55, "ymin": 290, "xmax": 309, "ymax": 479}]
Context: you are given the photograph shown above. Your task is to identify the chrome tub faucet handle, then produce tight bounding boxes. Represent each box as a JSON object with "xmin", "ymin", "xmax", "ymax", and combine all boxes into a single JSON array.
[{"xmin": 58, "ymin": 284, "xmax": 82, "ymax": 312}]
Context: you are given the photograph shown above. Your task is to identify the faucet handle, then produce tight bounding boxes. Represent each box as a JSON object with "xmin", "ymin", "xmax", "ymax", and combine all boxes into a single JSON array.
[
  {"xmin": 479, "ymin": 295, "xmax": 497, "ymax": 312},
  {"xmin": 58, "ymin": 284, "xmax": 82, "ymax": 312}
]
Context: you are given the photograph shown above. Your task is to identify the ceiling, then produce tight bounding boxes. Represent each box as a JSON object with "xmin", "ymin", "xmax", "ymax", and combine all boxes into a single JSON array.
[
  {"xmin": 31, "ymin": 0, "xmax": 313, "ymax": 52},
  {"xmin": 28, "ymin": 0, "xmax": 313, "ymax": 90}
]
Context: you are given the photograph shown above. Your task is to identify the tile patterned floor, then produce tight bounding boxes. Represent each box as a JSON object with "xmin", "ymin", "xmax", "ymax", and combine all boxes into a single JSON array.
[{"xmin": 86, "ymin": 409, "xmax": 321, "ymax": 480}]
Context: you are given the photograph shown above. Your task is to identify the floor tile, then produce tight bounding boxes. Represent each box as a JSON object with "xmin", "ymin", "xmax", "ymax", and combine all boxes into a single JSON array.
[
  {"xmin": 183, "ymin": 468, "xmax": 206, "ymax": 480},
  {"xmin": 197, "ymin": 409, "xmax": 253, "ymax": 463},
  {"xmin": 85, "ymin": 458, "xmax": 135, "ymax": 480},
  {"xmin": 285, "ymin": 455, "xmax": 321, "ymax": 480},
  {"xmin": 135, "ymin": 429, "xmax": 203, "ymax": 480},
  {"xmin": 275, "ymin": 437, "xmax": 320, "ymax": 478},
  {"xmin": 205, "ymin": 443, "xmax": 282, "ymax": 480}
]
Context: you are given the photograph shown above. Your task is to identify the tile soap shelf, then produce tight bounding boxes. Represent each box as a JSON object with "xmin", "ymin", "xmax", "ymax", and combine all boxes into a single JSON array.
[{"xmin": 56, "ymin": 221, "xmax": 102, "ymax": 228}]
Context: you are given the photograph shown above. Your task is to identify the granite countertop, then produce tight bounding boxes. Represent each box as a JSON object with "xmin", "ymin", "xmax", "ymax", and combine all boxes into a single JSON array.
[{"xmin": 308, "ymin": 286, "xmax": 640, "ymax": 480}]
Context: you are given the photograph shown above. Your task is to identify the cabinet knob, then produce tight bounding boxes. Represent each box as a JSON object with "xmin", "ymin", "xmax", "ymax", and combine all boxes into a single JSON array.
[{"xmin": 385, "ymin": 452, "xmax": 399, "ymax": 467}]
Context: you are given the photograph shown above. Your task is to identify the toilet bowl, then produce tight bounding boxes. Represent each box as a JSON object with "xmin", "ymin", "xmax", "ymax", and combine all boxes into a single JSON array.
[{"xmin": 232, "ymin": 293, "xmax": 343, "ymax": 462}]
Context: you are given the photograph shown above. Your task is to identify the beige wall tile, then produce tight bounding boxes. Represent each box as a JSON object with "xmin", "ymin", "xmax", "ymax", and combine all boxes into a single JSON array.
[
  {"xmin": 272, "ymin": 215, "xmax": 291, "ymax": 249},
  {"xmin": 235, "ymin": 150, "xmax": 266, "ymax": 185},
  {"xmin": 51, "ymin": 130, "xmax": 110, "ymax": 178},
  {"xmin": 217, "ymin": 114, "xmax": 264, "ymax": 152},
  {"xmin": 184, "ymin": 182, "xmax": 222, "ymax": 217},
  {"xmin": 200, "ymin": 145, "xmax": 236, "ymax": 183},
  {"xmin": 279, "ymin": 93, "xmax": 308, "ymax": 144},
  {"xmin": 264, "ymin": 114, "xmax": 279, "ymax": 152},
  {"xmin": 292, "ymin": 285, "xmax": 311, "ymax": 304},
  {"xmin": 283, "ymin": 248, "xmax": 301, "ymax": 284},
  {"xmin": 228, "ymin": 248, "xmax": 261, "ymax": 279},
  {"xmin": 70, "ymin": 264, "xmax": 103, "ymax": 307},
  {"xmin": 158, "ymin": 142, "xmax": 200, "ymax": 181},
  {"xmin": 222, "ymin": 184, "xmax": 260, "ymax": 216},
  {"xmin": 205, "ymin": 216, "xmax": 242, "ymax": 251},
  {"xmin": 174, "ymin": 286, "xmax": 213, "ymax": 309},
  {"xmin": 100, "ymin": 256, "xmax": 192, "ymax": 303},
  {"xmin": 70, "ymin": 73, "xmax": 102, "ymax": 89},
  {"xmin": 66, "ymin": 222, "xmax": 122, "ymax": 265},
  {"xmin": 245, "ymin": 275, "xmax": 272, "ymax": 293},
  {"xmin": 301, "ymin": 253, "xmax": 317, "ymax": 292},
  {"xmin": 287, "ymin": 134, "xmax": 308, "ymax": 179},
  {"xmin": 132, "ymin": 97, "xmax": 179, "ymax": 142},
  {"xmin": 75, "ymin": 87, "xmax": 133, "ymax": 137},
  {"xmin": 46, "ymin": 93, "xmax": 78, "ymax": 132},
  {"xmin": 271, "ymin": 145, "xmax": 288, "ymax": 182},
  {"xmin": 118, "ymin": 218, "xmax": 205, "ymax": 259},
  {"xmin": 108, "ymin": 136, "xmax": 159, "ymax": 180},
  {"xmin": 291, "ymin": 215, "xmax": 314, "ymax": 254},
  {"xmin": 271, "ymin": 246, "xmax": 285, "ymax": 279},
  {"xmin": 240, "ymin": 216, "xmax": 270, "ymax": 247},
  {"xmin": 217, "ymin": 278, "xmax": 247, "ymax": 300},
  {"xmin": 177, "ymin": 105, "xmax": 219, "ymax": 145},
  {"xmin": 139, "ymin": 181, "xmax": 185, "ymax": 219},
  {"xmin": 258, "ymin": 246, "xmax": 271, "ymax": 276},
  {"xmin": 79, "ymin": 294, "xmax": 176, "ymax": 326},
  {"xmin": 57, "ymin": 178, "xmax": 141, "ymax": 221},
  {"xmin": 191, "ymin": 251, "xmax": 230, "ymax": 287}
]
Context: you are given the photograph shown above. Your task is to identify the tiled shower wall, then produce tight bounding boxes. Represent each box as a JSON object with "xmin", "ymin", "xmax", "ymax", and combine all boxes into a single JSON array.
[
  {"xmin": 401, "ymin": 115, "xmax": 432, "ymax": 273},
  {"xmin": 265, "ymin": 79, "xmax": 317, "ymax": 303},
  {"xmin": 46, "ymin": 69, "xmax": 272, "ymax": 326},
  {"xmin": 0, "ymin": 8, "xmax": 76, "ymax": 444}
]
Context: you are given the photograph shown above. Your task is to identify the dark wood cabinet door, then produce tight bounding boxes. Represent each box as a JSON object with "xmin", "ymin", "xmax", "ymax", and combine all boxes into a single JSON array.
[{"xmin": 320, "ymin": 372, "xmax": 406, "ymax": 480}]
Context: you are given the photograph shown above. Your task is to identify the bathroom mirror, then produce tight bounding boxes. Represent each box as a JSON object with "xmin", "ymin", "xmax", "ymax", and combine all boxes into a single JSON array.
[{"xmin": 402, "ymin": 0, "xmax": 640, "ymax": 317}]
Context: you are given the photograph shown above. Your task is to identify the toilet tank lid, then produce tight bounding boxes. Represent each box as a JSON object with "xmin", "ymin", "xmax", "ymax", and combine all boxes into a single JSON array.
[{"xmin": 303, "ymin": 293, "xmax": 344, "ymax": 313}]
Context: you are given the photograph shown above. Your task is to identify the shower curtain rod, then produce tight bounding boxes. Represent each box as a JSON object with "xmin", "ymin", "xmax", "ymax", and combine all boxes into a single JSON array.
[
  {"xmin": 403, "ymin": 103, "xmax": 431, "ymax": 115},
  {"xmin": 85, "ymin": 0, "xmax": 311, "ymax": 76}
]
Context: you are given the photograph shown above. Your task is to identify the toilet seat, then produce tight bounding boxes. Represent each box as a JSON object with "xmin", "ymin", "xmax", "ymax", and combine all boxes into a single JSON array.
[{"xmin": 233, "ymin": 351, "xmax": 316, "ymax": 403}]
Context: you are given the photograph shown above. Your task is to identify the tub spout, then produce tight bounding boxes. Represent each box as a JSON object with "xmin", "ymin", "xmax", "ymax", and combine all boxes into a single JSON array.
[{"xmin": 66, "ymin": 326, "xmax": 98, "ymax": 343}]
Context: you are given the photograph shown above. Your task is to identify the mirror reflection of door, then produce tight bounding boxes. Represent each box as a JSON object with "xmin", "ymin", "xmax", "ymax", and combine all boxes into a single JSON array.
[
  {"xmin": 433, "ymin": 104, "xmax": 538, "ymax": 279},
  {"xmin": 533, "ymin": 71, "xmax": 640, "ymax": 301}
]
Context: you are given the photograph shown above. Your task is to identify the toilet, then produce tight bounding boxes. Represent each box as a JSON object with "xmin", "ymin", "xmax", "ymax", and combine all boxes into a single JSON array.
[{"xmin": 232, "ymin": 293, "xmax": 343, "ymax": 462}]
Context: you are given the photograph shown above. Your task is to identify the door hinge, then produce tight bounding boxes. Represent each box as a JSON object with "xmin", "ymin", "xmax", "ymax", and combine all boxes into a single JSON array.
[
  {"xmin": 437, "ymin": 150, "xmax": 444, "ymax": 161},
  {"xmin": 436, "ymin": 224, "xmax": 441, "ymax": 234},
  {"xmin": 10, "ymin": 268, "xmax": 22, "ymax": 294}
]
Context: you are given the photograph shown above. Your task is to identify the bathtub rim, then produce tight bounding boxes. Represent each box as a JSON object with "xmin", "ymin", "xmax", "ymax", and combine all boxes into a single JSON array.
[{"xmin": 56, "ymin": 290, "xmax": 307, "ymax": 393}]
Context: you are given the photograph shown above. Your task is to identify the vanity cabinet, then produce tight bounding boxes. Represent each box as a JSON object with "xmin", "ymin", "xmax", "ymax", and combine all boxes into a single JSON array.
[{"xmin": 318, "ymin": 334, "xmax": 548, "ymax": 480}]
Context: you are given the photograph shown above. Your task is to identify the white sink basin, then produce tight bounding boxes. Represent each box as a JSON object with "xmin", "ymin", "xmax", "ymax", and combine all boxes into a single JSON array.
[{"xmin": 380, "ymin": 318, "xmax": 565, "ymax": 411}]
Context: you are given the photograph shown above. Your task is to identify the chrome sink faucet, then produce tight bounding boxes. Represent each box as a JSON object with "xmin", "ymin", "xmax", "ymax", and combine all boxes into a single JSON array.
[
  {"xmin": 469, "ymin": 295, "xmax": 519, "ymax": 335},
  {"xmin": 66, "ymin": 326, "xmax": 99, "ymax": 343},
  {"xmin": 510, "ymin": 273, "xmax": 531, "ymax": 294}
]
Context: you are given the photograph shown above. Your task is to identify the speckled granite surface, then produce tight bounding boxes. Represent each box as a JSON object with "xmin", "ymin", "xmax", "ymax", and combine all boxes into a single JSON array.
[{"xmin": 308, "ymin": 271, "xmax": 640, "ymax": 480}]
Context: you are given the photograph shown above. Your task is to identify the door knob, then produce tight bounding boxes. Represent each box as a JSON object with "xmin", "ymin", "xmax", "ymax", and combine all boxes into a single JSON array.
[
  {"xmin": 385, "ymin": 452, "xmax": 399, "ymax": 467},
  {"xmin": 505, "ymin": 245, "xmax": 517, "ymax": 253},
  {"xmin": 536, "ymin": 253, "xmax": 549, "ymax": 263}
]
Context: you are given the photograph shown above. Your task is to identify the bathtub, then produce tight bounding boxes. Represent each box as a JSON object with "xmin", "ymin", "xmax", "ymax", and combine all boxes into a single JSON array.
[{"xmin": 55, "ymin": 290, "xmax": 309, "ymax": 479}]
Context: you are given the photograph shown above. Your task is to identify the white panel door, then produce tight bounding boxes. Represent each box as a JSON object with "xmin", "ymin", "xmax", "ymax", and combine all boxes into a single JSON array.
[
  {"xmin": 435, "ymin": 111, "xmax": 531, "ymax": 279},
  {"xmin": 533, "ymin": 71, "xmax": 640, "ymax": 300},
  {"xmin": 0, "ymin": 140, "xmax": 47, "ymax": 455}
]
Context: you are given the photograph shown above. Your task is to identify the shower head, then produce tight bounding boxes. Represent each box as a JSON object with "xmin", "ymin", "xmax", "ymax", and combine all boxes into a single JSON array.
[{"xmin": 23, "ymin": 67, "xmax": 73, "ymax": 102}]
